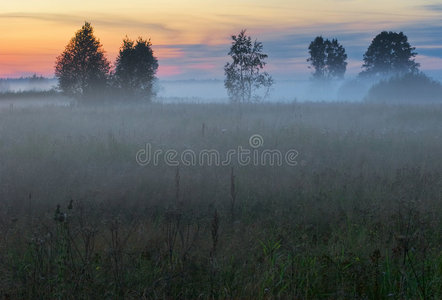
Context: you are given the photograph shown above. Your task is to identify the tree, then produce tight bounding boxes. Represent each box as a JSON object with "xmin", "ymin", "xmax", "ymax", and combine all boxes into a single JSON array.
[
  {"xmin": 55, "ymin": 22, "xmax": 110, "ymax": 99},
  {"xmin": 224, "ymin": 30, "xmax": 273, "ymax": 103},
  {"xmin": 326, "ymin": 39, "xmax": 347, "ymax": 78},
  {"xmin": 113, "ymin": 37, "xmax": 159, "ymax": 100},
  {"xmin": 307, "ymin": 36, "xmax": 347, "ymax": 80},
  {"xmin": 365, "ymin": 72, "xmax": 442, "ymax": 103},
  {"xmin": 361, "ymin": 31, "xmax": 419, "ymax": 77},
  {"xmin": 307, "ymin": 36, "xmax": 327, "ymax": 79}
]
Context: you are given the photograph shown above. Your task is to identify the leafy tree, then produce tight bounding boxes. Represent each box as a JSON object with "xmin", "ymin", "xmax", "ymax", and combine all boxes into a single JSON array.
[
  {"xmin": 224, "ymin": 30, "xmax": 273, "ymax": 103},
  {"xmin": 113, "ymin": 37, "xmax": 159, "ymax": 100},
  {"xmin": 55, "ymin": 22, "xmax": 110, "ymax": 99},
  {"xmin": 326, "ymin": 39, "xmax": 347, "ymax": 78},
  {"xmin": 307, "ymin": 36, "xmax": 347, "ymax": 80},
  {"xmin": 307, "ymin": 36, "xmax": 327, "ymax": 79},
  {"xmin": 361, "ymin": 31, "xmax": 419, "ymax": 77}
]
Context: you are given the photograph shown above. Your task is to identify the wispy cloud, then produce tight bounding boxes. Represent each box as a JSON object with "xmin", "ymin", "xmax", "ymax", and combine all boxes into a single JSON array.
[
  {"xmin": 2, "ymin": 2, "xmax": 442, "ymax": 80},
  {"xmin": 0, "ymin": 12, "xmax": 178, "ymax": 34},
  {"xmin": 416, "ymin": 54, "xmax": 442, "ymax": 70},
  {"xmin": 421, "ymin": 4, "xmax": 442, "ymax": 12}
]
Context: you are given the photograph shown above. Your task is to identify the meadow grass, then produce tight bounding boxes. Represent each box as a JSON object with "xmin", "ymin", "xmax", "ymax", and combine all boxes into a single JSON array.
[{"xmin": 0, "ymin": 101, "xmax": 441, "ymax": 299}]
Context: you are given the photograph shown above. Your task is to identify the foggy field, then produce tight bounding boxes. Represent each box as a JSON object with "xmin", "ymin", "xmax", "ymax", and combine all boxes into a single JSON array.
[{"xmin": 1, "ymin": 101, "xmax": 441, "ymax": 298}]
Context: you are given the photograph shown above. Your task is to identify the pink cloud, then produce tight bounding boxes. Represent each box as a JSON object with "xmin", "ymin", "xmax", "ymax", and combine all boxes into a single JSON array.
[
  {"xmin": 157, "ymin": 65, "xmax": 182, "ymax": 77},
  {"xmin": 153, "ymin": 46, "xmax": 184, "ymax": 59}
]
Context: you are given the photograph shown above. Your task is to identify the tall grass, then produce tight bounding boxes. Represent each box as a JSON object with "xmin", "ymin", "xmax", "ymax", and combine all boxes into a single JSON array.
[{"xmin": 0, "ymin": 101, "xmax": 441, "ymax": 298}]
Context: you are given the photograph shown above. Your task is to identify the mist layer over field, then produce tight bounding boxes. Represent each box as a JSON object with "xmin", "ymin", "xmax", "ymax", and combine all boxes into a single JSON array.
[
  {"xmin": 0, "ymin": 76, "xmax": 387, "ymax": 102},
  {"xmin": 3, "ymin": 72, "xmax": 442, "ymax": 103},
  {"xmin": 0, "ymin": 102, "xmax": 441, "ymax": 298}
]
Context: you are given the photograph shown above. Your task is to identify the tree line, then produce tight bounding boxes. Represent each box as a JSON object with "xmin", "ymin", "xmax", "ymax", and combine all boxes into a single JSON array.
[{"xmin": 55, "ymin": 22, "xmax": 421, "ymax": 102}]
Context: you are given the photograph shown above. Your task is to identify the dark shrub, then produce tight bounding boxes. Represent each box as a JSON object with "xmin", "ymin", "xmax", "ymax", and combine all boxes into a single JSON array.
[{"xmin": 365, "ymin": 72, "xmax": 442, "ymax": 103}]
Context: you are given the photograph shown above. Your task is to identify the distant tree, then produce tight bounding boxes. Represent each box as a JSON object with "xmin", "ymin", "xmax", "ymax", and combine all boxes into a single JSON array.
[
  {"xmin": 55, "ymin": 22, "xmax": 110, "ymax": 99},
  {"xmin": 365, "ymin": 72, "xmax": 442, "ymax": 102},
  {"xmin": 29, "ymin": 74, "xmax": 46, "ymax": 82},
  {"xmin": 326, "ymin": 39, "xmax": 348, "ymax": 78},
  {"xmin": 113, "ymin": 37, "xmax": 159, "ymax": 100},
  {"xmin": 361, "ymin": 31, "xmax": 419, "ymax": 77},
  {"xmin": 307, "ymin": 36, "xmax": 327, "ymax": 79},
  {"xmin": 307, "ymin": 36, "xmax": 347, "ymax": 80},
  {"xmin": 224, "ymin": 30, "xmax": 273, "ymax": 103}
]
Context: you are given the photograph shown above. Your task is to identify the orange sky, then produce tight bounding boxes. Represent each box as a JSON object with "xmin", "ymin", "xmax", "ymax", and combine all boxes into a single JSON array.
[{"xmin": 1, "ymin": 0, "xmax": 442, "ymax": 79}]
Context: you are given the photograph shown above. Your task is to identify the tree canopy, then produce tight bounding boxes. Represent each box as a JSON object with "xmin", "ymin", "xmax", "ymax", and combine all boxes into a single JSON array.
[
  {"xmin": 55, "ymin": 22, "xmax": 110, "ymax": 99},
  {"xmin": 361, "ymin": 31, "xmax": 419, "ymax": 77},
  {"xmin": 114, "ymin": 37, "xmax": 159, "ymax": 100},
  {"xmin": 224, "ymin": 30, "xmax": 273, "ymax": 103},
  {"xmin": 307, "ymin": 36, "xmax": 347, "ymax": 80}
]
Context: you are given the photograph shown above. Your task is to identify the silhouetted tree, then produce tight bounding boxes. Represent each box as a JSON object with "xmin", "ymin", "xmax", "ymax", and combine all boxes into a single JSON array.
[
  {"xmin": 308, "ymin": 36, "xmax": 347, "ymax": 80},
  {"xmin": 113, "ymin": 37, "xmax": 159, "ymax": 100},
  {"xmin": 361, "ymin": 31, "xmax": 419, "ymax": 77},
  {"xmin": 308, "ymin": 36, "xmax": 327, "ymax": 79},
  {"xmin": 55, "ymin": 22, "xmax": 110, "ymax": 99},
  {"xmin": 224, "ymin": 30, "xmax": 273, "ymax": 103},
  {"xmin": 326, "ymin": 39, "xmax": 347, "ymax": 78}
]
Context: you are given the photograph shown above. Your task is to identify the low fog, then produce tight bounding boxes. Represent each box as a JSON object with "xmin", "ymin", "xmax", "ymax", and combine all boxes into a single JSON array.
[
  {"xmin": 1, "ymin": 98, "xmax": 441, "ymax": 298},
  {"xmin": 156, "ymin": 78, "xmax": 367, "ymax": 102},
  {"xmin": 4, "ymin": 74, "xmax": 442, "ymax": 104},
  {"xmin": 0, "ymin": 76, "xmax": 57, "ymax": 93}
]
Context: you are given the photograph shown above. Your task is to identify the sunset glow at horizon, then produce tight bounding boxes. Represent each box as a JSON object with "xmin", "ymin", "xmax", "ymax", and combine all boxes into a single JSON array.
[{"xmin": 1, "ymin": 0, "xmax": 442, "ymax": 79}]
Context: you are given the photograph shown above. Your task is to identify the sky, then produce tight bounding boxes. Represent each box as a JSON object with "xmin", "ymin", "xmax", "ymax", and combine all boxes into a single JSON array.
[{"xmin": 1, "ymin": 0, "xmax": 442, "ymax": 80}]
